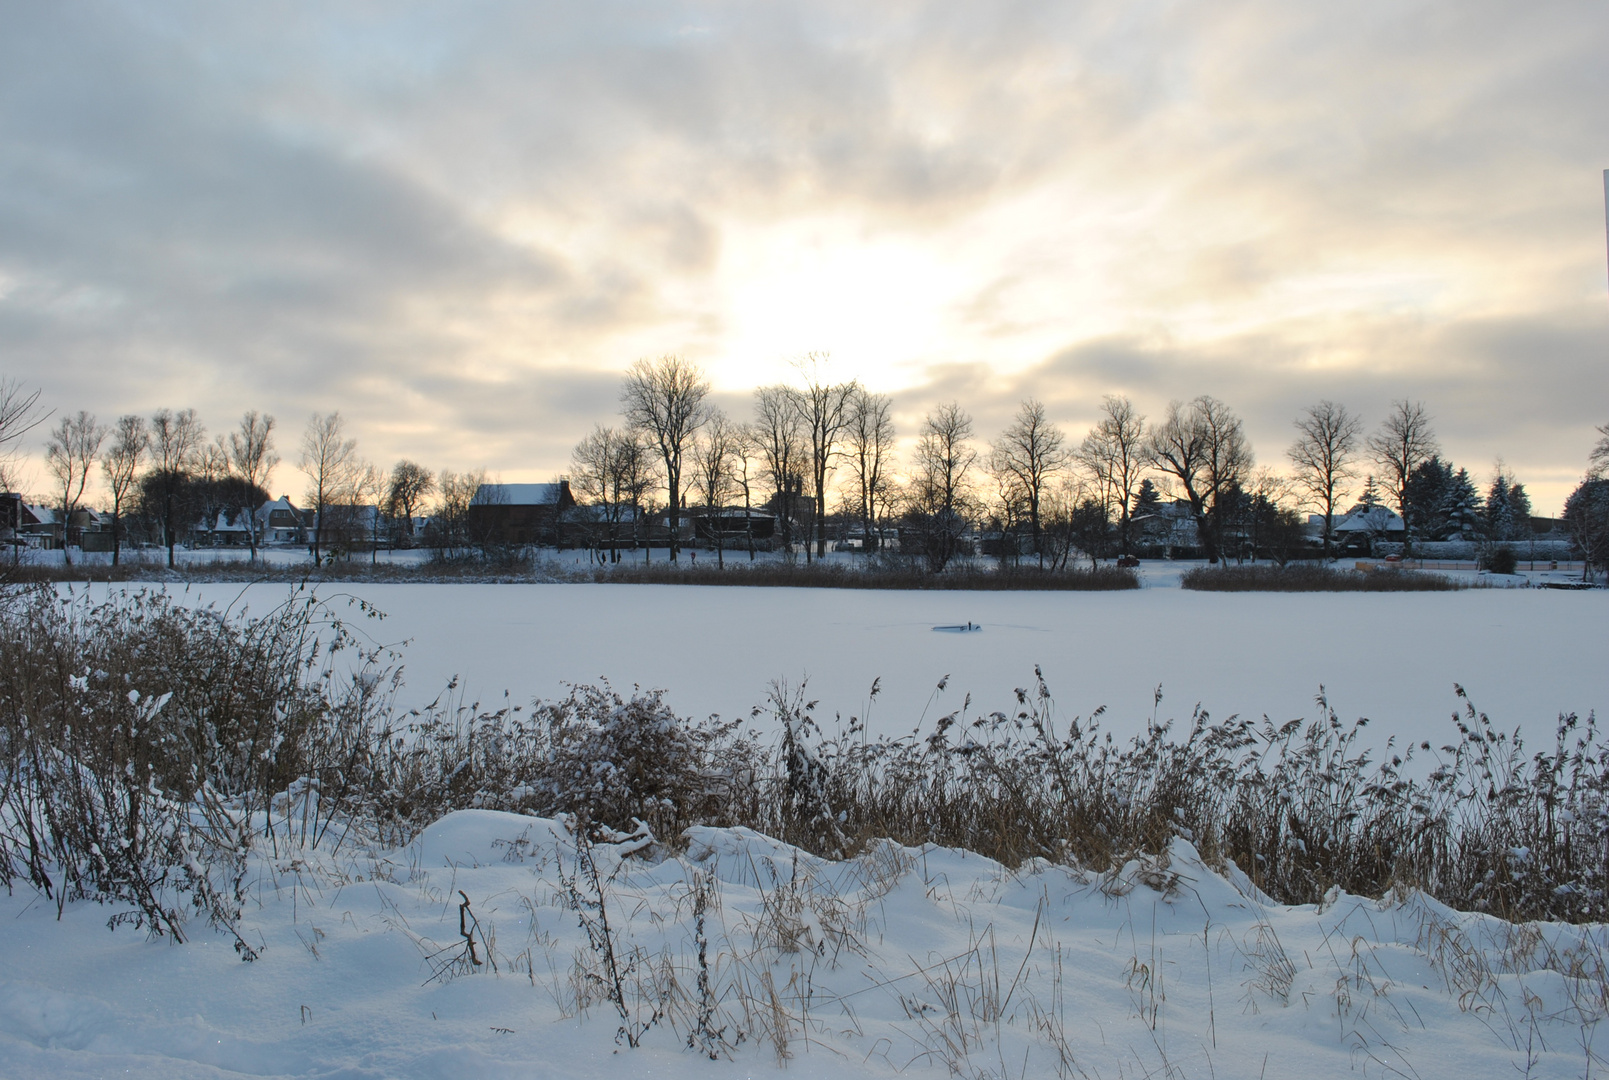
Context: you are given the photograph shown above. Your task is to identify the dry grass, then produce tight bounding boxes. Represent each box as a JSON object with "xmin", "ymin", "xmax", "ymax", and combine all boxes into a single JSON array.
[
  {"xmin": 1182, "ymin": 563, "xmax": 1468, "ymax": 591},
  {"xmin": 9, "ymin": 551, "xmax": 1139, "ymax": 590},
  {"xmin": 2, "ymin": 552, "xmax": 560, "ymax": 586},
  {"xmin": 570, "ymin": 559, "xmax": 1139, "ymax": 591}
]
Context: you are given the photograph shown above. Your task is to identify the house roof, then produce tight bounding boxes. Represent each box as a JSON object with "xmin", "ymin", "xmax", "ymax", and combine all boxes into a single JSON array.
[
  {"xmin": 474, "ymin": 483, "xmax": 568, "ymax": 506},
  {"xmin": 1331, "ymin": 507, "xmax": 1405, "ymax": 533}
]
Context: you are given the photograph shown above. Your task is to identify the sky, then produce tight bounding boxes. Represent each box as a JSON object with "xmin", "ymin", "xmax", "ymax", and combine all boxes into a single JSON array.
[{"xmin": 1, "ymin": 0, "xmax": 1607, "ymax": 514}]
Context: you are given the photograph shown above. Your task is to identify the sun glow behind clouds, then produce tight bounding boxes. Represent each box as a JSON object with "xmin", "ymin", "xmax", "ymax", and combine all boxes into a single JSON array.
[{"xmin": 710, "ymin": 220, "xmax": 971, "ymax": 390}]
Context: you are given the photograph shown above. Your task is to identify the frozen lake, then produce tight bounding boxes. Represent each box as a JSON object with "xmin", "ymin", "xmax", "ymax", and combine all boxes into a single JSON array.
[{"xmin": 110, "ymin": 575, "xmax": 1609, "ymax": 748}]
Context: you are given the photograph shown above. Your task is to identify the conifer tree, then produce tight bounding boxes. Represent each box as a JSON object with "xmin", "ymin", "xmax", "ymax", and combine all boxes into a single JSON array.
[
  {"xmin": 1484, "ymin": 472, "xmax": 1514, "ymax": 540},
  {"xmin": 1133, "ymin": 478, "xmax": 1164, "ymax": 544},
  {"xmin": 1440, "ymin": 468, "xmax": 1483, "ymax": 540},
  {"xmin": 1404, "ymin": 456, "xmax": 1453, "ymax": 540},
  {"xmin": 1506, "ymin": 482, "xmax": 1532, "ymax": 538},
  {"xmin": 1354, "ymin": 475, "xmax": 1382, "ymax": 512}
]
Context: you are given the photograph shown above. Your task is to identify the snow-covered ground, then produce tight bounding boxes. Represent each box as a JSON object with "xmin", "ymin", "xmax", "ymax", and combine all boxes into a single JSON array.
[
  {"xmin": 78, "ymin": 573, "xmax": 1608, "ymax": 750},
  {"xmin": 5, "ymin": 810, "xmax": 1607, "ymax": 1079},
  {"xmin": 6, "ymin": 575, "xmax": 1607, "ymax": 1077}
]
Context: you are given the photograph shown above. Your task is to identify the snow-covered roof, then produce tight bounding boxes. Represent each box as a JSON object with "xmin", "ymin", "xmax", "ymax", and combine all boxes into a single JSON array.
[
  {"xmin": 258, "ymin": 496, "xmax": 302, "ymax": 518},
  {"xmin": 474, "ymin": 483, "xmax": 567, "ymax": 506},
  {"xmin": 1332, "ymin": 506, "xmax": 1405, "ymax": 533}
]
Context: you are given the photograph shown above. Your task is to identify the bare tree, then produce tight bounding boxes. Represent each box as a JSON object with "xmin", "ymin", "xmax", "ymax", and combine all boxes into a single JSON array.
[
  {"xmin": 620, "ymin": 355, "xmax": 709, "ymax": 562},
  {"xmin": 1589, "ymin": 422, "xmax": 1609, "ymax": 479},
  {"xmin": 905, "ymin": 402, "xmax": 978, "ymax": 573},
  {"xmin": 0, "ymin": 378, "xmax": 49, "ymax": 493},
  {"xmin": 194, "ymin": 435, "xmax": 237, "ymax": 548},
  {"xmin": 429, "ymin": 468, "xmax": 485, "ymax": 560},
  {"xmin": 1078, "ymin": 395, "xmax": 1147, "ymax": 557},
  {"xmin": 299, "ymin": 412, "xmax": 359, "ymax": 564},
  {"xmin": 616, "ymin": 433, "xmax": 659, "ymax": 561},
  {"xmin": 571, "ymin": 426, "xmax": 626, "ymax": 563},
  {"xmin": 1146, "ymin": 395, "xmax": 1252, "ymax": 564},
  {"xmin": 843, "ymin": 388, "xmax": 896, "ymax": 555},
  {"xmin": 992, "ymin": 398, "xmax": 1070, "ymax": 567},
  {"xmin": 227, "ymin": 411, "xmax": 278, "ymax": 563},
  {"xmin": 1240, "ymin": 467, "xmax": 1296, "ymax": 563},
  {"xmin": 753, "ymin": 385, "xmax": 808, "ymax": 557},
  {"xmin": 149, "ymin": 408, "xmax": 205, "ymax": 568},
  {"xmin": 45, "ymin": 411, "xmax": 107, "ymax": 563},
  {"xmin": 353, "ymin": 461, "xmax": 385, "ymax": 565},
  {"xmin": 100, "ymin": 415, "xmax": 148, "ymax": 566},
  {"xmin": 731, "ymin": 425, "xmax": 762, "ymax": 561},
  {"xmin": 1365, "ymin": 400, "xmax": 1439, "ymax": 556},
  {"xmin": 787, "ymin": 355, "xmax": 859, "ymax": 561},
  {"xmin": 384, "ymin": 460, "xmax": 436, "ymax": 546},
  {"xmin": 1288, "ymin": 400, "xmax": 1363, "ymax": 560},
  {"xmin": 691, "ymin": 408, "xmax": 738, "ymax": 567}
]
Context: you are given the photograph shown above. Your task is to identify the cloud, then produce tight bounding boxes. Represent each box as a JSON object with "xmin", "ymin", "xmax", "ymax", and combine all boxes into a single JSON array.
[{"xmin": 1, "ymin": 0, "xmax": 1606, "ymax": 513}]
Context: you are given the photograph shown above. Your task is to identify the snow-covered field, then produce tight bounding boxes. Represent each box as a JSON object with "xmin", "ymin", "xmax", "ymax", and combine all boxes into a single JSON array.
[
  {"xmin": 5, "ymin": 574, "xmax": 1606, "ymax": 1078},
  {"xmin": 88, "ymin": 572, "xmax": 1608, "ymax": 749},
  {"xmin": 5, "ymin": 810, "xmax": 1609, "ymax": 1079}
]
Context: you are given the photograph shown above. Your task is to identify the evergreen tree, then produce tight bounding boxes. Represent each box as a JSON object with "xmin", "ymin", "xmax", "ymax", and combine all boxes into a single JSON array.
[
  {"xmin": 1133, "ymin": 478, "xmax": 1164, "ymax": 543},
  {"xmin": 1403, "ymin": 456, "xmax": 1452, "ymax": 539},
  {"xmin": 1440, "ymin": 468, "xmax": 1483, "ymax": 540},
  {"xmin": 1507, "ymin": 481, "xmax": 1533, "ymax": 538},
  {"xmin": 1484, "ymin": 472, "xmax": 1514, "ymax": 540},
  {"xmin": 1564, "ymin": 477, "xmax": 1609, "ymax": 577},
  {"xmin": 1353, "ymin": 474, "xmax": 1382, "ymax": 513}
]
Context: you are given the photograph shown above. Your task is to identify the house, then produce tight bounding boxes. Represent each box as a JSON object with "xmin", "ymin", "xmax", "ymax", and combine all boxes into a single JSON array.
[
  {"xmin": 567, "ymin": 503, "xmax": 643, "ymax": 547},
  {"xmin": 1318, "ymin": 506, "xmax": 1405, "ymax": 553},
  {"xmin": 689, "ymin": 507, "xmax": 777, "ymax": 548},
  {"xmin": 69, "ymin": 507, "xmax": 113, "ymax": 552},
  {"xmin": 465, "ymin": 482, "xmax": 575, "ymax": 547},
  {"xmin": 1131, "ymin": 500, "xmax": 1200, "ymax": 556},
  {"xmin": 256, "ymin": 497, "xmax": 306, "ymax": 545},
  {"xmin": 208, "ymin": 507, "xmax": 255, "ymax": 546},
  {"xmin": 0, "ymin": 493, "xmax": 24, "ymax": 547},
  {"xmin": 1328, "ymin": 505, "xmax": 1405, "ymax": 537},
  {"xmin": 320, "ymin": 505, "xmax": 383, "ymax": 549},
  {"xmin": 17, "ymin": 503, "xmax": 59, "ymax": 548}
]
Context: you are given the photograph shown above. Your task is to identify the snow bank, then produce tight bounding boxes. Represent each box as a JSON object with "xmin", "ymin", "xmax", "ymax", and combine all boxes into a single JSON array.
[{"xmin": 4, "ymin": 811, "xmax": 1608, "ymax": 1078}]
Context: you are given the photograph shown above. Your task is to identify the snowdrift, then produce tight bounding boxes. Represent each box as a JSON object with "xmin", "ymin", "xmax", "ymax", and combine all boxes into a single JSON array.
[{"xmin": 3, "ymin": 811, "xmax": 1608, "ymax": 1078}]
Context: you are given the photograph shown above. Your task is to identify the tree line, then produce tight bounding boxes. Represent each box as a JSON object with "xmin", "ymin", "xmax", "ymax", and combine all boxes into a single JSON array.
[
  {"xmin": 4, "ymin": 367, "xmax": 1608, "ymax": 573},
  {"xmin": 580, "ymin": 355, "xmax": 1609, "ymax": 572},
  {"xmin": 0, "ymin": 380, "xmax": 490, "ymax": 567}
]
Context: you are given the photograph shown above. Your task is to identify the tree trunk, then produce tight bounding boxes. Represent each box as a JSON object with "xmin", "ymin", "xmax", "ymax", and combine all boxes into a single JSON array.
[{"xmin": 164, "ymin": 490, "xmax": 177, "ymax": 569}]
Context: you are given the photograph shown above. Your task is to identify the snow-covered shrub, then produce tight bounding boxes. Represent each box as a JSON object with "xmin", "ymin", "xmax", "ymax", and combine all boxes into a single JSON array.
[
  {"xmin": 1481, "ymin": 545, "xmax": 1518, "ymax": 574},
  {"xmin": 363, "ymin": 680, "xmax": 761, "ymax": 844},
  {"xmin": 0, "ymin": 583, "xmax": 396, "ymax": 949},
  {"xmin": 536, "ymin": 684, "xmax": 754, "ymax": 840}
]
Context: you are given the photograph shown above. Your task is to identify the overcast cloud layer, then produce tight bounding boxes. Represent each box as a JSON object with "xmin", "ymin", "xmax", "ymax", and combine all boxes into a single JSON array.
[{"xmin": 2, "ymin": 0, "xmax": 1606, "ymax": 511}]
